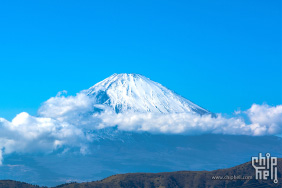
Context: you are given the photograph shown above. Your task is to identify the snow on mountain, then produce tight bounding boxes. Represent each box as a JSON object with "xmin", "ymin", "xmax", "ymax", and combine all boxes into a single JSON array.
[{"xmin": 83, "ymin": 73, "xmax": 210, "ymax": 115}]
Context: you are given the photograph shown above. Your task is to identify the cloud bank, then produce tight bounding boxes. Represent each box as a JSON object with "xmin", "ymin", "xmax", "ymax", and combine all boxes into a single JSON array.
[
  {"xmin": 96, "ymin": 105, "xmax": 282, "ymax": 136},
  {"xmin": 0, "ymin": 92, "xmax": 281, "ymax": 164}
]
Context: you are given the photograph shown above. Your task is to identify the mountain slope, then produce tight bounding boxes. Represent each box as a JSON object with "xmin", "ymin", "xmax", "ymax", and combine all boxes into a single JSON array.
[{"xmin": 84, "ymin": 73, "xmax": 210, "ymax": 115}]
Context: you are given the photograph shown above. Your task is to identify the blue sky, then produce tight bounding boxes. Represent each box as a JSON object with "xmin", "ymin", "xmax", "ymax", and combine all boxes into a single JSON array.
[{"xmin": 0, "ymin": 0, "xmax": 281, "ymax": 120}]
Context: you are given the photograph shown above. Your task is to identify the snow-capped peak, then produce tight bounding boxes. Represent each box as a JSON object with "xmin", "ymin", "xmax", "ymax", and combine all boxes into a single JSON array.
[{"xmin": 83, "ymin": 73, "xmax": 210, "ymax": 115}]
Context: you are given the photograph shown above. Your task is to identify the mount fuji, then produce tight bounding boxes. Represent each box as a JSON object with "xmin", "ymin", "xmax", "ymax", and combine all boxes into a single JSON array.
[
  {"xmin": 84, "ymin": 73, "xmax": 210, "ymax": 115},
  {"xmin": 1, "ymin": 73, "xmax": 281, "ymax": 187}
]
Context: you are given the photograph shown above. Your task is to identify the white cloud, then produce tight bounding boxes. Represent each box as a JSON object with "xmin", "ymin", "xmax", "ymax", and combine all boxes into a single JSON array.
[
  {"xmin": 38, "ymin": 92, "xmax": 94, "ymax": 124},
  {"xmin": 245, "ymin": 104, "xmax": 282, "ymax": 135},
  {"xmin": 0, "ymin": 112, "xmax": 89, "ymax": 165},
  {"xmin": 35, "ymin": 92, "xmax": 282, "ymax": 137},
  {"xmin": 0, "ymin": 92, "xmax": 281, "ymax": 165},
  {"xmin": 95, "ymin": 107, "xmax": 282, "ymax": 136}
]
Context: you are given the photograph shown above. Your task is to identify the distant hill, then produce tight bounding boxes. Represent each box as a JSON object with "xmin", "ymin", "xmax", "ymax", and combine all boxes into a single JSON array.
[
  {"xmin": 55, "ymin": 158, "xmax": 282, "ymax": 188},
  {"xmin": 0, "ymin": 180, "xmax": 42, "ymax": 188},
  {"xmin": 1, "ymin": 158, "xmax": 281, "ymax": 188}
]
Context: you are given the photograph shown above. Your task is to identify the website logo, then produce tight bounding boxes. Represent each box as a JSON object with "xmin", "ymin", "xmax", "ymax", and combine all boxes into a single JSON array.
[{"xmin": 252, "ymin": 153, "xmax": 278, "ymax": 183}]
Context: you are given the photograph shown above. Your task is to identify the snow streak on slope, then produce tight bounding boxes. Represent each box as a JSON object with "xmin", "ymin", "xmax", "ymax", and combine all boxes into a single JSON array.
[{"xmin": 84, "ymin": 73, "xmax": 210, "ymax": 115}]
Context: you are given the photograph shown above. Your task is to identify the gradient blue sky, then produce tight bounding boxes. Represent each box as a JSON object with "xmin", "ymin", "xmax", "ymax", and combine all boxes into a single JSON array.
[{"xmin": 0, "ymin": 0, "xmax": 281, "ymax": 120}]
